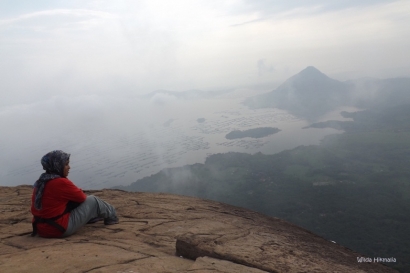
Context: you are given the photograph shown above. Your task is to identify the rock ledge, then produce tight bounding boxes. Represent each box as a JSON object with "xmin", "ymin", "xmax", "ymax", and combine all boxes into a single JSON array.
[{"xmin": 0, "ymin": 186, "xmax": 397, "ymax": 272}]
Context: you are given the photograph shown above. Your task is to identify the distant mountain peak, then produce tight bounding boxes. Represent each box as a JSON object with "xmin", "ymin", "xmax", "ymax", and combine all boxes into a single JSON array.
[
  {"xmin": 304, "ymin": 66, "xmax": 320, "ymax": 72},
  {"xmin": 296, "ymin": 66, "xmax": 328, "ymax": 79}
]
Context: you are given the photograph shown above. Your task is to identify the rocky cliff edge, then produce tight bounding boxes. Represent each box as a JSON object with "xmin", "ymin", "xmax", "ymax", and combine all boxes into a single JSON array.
[{"xmin": 0, "ymin": 185, "xmax": 397, "ymax": 273}]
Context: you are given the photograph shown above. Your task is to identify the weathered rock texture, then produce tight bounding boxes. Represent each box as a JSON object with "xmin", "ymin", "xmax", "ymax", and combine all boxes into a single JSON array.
[{"xmin": 0, "ymin": 185, "xmax": 397, "ymax": 273}]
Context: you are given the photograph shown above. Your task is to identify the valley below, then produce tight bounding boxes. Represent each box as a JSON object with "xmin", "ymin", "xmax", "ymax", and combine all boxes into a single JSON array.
[{"xmin": 1, "ymin": 88, "xmax": 344, "ymax": 189}]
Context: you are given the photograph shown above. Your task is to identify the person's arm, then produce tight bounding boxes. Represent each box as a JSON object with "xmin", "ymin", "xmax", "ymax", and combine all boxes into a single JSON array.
[{"xmin": 59, "ymin": 179, "xmax": 87, "ymax": 203}]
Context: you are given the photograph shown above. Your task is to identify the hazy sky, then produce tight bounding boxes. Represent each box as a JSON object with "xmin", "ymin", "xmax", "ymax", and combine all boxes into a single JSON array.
[
  {"xmin": 1, "ymin": 0, "xmax": 409, "ymax": 187},
  {"xmin": 1, "ymin": 0, "xmax": 409, "ymax": 107}
]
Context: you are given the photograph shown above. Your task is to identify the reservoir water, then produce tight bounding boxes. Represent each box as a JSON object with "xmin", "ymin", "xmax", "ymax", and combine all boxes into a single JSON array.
[{"xmin": 0, "ymin": 88, "xmax": 357, "ymax": 189}]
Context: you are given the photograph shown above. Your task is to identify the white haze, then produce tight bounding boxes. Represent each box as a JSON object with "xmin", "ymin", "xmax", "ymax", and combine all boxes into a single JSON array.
[
  {"xmin": 1, "ymin": 88, "xmax": 352, "ymax": 189},
  {"xmin": 1, "ymin": 1, "xmax": 410, "ymax": 106},
  {"xmin": 0, "ymin": 0, "xmax": 409, "ymax": 188}
]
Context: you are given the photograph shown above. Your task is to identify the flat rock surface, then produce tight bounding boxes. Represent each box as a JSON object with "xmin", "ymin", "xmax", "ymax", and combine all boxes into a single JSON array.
[{"xmin": 0, "ymin": 185, "xmax": 397, "ymax": 273}]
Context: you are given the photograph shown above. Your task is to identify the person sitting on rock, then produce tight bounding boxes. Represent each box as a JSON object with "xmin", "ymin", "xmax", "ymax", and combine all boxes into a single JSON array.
[{"xmin": 31, "ymin": 150, "xmax": 119, "ymax": 238}]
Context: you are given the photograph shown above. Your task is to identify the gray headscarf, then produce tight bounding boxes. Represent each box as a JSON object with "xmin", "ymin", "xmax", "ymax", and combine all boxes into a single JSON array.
[{"xmin": 33, "ymin": 150, "xmax": 70, "ymax": 210}]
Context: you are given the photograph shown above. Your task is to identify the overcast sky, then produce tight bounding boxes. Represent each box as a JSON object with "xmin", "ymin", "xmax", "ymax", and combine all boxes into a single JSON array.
[
  {"xmin": 1, "ymin": 0, "xmax": 410, "ymax": 187},
  {"xmin": 1, "ymin": 0, "xmax": 409, "ymax": 107}
]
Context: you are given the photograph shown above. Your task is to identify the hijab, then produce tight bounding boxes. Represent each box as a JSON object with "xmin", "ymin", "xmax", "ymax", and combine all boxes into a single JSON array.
[{"xmin": 33, "ymin": 150, "xmax": 70, "ymax": 210}]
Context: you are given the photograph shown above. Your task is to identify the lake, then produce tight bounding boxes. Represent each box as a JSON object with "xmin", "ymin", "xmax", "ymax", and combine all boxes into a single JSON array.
[{"xmin": 0, "ymin": 88, "xmax": 357, "ymax": 189}]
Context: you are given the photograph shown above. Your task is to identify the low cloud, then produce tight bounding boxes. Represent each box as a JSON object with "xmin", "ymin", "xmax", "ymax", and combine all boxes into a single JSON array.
[
  {"xmin": 257, "ymin": 59, "xmax": 275, "ymax": 76},
  {"xmin": 149, "ymin": 93, "xmax": 179, "ymax": 106}
]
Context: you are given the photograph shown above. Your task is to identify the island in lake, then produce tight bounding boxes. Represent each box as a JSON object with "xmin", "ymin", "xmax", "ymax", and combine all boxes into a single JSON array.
[{"xmin": 225, "ymin": 127, "xmax": 281, "ymax": 139}]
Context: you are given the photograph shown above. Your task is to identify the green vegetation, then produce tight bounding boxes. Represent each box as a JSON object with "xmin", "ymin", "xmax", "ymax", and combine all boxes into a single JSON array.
[
  {"xmin": 225, "ymin": 127, "xmax": 280, "ymax": 139},
  {"xmin": 119, "ymin": 104, "xmax": 410, "ymax": 272}
]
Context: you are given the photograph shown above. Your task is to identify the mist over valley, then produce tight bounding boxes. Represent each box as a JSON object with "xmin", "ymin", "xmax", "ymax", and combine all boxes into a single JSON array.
[{"xmin": 1, "ymin": 79, "xmax": 346, "ymax": 189}]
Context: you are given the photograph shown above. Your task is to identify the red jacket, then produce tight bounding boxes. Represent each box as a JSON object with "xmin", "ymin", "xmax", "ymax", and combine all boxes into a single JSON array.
[{"xmin": 31, "ymin": 177, "xmax": 87, "ymax": 238}]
